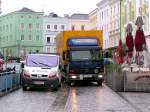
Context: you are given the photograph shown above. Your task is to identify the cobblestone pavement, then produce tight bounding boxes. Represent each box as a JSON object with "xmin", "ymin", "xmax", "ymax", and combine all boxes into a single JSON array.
[
  {"xmin": 120, "ymin": 92, "xmax": 150, "ymax": 112},
  {"xmin": 64, "ymin": 83, "xmax": 137, "ymax": 112},
  {"xmin": 0, "ymin": 84, "xmax": 69, "ymax": 112}
]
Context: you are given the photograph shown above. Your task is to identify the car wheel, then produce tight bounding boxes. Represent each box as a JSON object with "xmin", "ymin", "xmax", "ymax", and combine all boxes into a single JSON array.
[{"xmin": 97, "ymin": 80, "xmax": 102, "ymax": 86}]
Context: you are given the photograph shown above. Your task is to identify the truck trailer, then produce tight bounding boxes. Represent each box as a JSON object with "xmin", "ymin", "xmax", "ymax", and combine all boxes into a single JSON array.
[{"xmin": 56, "ymin": 30, "xmax": 104, "ymax": 86}]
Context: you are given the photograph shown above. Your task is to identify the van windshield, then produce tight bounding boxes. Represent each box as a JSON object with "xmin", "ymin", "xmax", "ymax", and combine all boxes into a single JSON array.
[{"xmin": 26, "ymin": 55, "xmax": 58, "ymax": 67}]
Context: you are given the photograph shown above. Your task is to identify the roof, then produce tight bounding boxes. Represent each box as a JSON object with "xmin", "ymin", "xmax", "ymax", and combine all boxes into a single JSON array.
[
  {"xmin": 96, "ymin": 0, "xmax": 109, "ymax": 7},
  {"xmin": 15, "ymin": 7, "xmax": 42, "ymax": 13},
  {"xmin": 69, "ymin": 13, "xmax": 89, "ymax": 20}
]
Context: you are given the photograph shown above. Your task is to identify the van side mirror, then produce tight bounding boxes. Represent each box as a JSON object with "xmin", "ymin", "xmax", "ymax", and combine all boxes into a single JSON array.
[
  {"xmin": 59, "ymin": 65, "xmax": 62, "ymax": 69},
  {"xmin": 21, "ymin": 63, "xmax": 24, "ymax": 68}
]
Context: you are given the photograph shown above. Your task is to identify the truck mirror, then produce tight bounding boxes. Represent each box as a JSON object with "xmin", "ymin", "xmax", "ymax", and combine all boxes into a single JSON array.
[
  {"xmin": 105, "ymin": 52, "xmax": 109, "ymax": 58},
  {"xmin": 66, "ymin": 50, "xmax": 69, "ymax": 59},
  {"xmin": 63, "ymin": 52, "xmax": 65, "ymax": 60}
]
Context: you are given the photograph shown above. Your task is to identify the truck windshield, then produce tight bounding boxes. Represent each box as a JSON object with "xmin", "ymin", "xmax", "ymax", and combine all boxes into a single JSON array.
[
  {"xmin": 26, "ymin": 55, "xmax": 58, "ymax": 67},
  {"xmin": 71, "ymin": 50, "xmax": 102, "ymax": 61}
]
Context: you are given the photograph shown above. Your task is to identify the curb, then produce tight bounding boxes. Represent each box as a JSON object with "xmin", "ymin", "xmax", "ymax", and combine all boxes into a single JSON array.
[{"xmin": 0, "ymin": 86, "xmax": 21, "ymax": 97}]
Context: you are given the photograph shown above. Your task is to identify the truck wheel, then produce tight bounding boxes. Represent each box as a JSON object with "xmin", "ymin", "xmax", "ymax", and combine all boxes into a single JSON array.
[
  {"xmin": 97, "ymin": 80, "xmax": 102, "ymax": 86},
  {"xmin": 67, "ymin": 81, "xmax": 72, "ymax": 86},
  {"xmin": 22, "ymin": 86, "xmax": 27, "ymax": 91}
]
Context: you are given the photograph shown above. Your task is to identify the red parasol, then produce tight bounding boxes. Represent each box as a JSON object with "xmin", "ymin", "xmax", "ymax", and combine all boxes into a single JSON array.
[
  {"xmin": 117, "ymin": 38, "xmax": 123, "ymax": 64},
  {"xmin": 126, "ymin": 32, "xmax": 134, "ymax": 58},
  {"xmin": 135, "ymin": 28, "xmax": 146, "ymax": 51}
]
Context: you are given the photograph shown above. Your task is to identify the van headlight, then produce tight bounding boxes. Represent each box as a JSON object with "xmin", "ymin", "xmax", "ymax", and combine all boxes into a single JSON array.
[
  {"xmin": 23, "ymin": 70, "xmax": 31, "ymax": 78},
  {"xmin": 48, "ymin": 71, "xmax": 57, "ymax": 79}
]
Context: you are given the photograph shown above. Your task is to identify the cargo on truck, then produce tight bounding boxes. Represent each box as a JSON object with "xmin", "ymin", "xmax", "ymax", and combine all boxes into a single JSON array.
[{"xmin": 56, "ymin": 30, "xmax": 104, "ymax": 86}]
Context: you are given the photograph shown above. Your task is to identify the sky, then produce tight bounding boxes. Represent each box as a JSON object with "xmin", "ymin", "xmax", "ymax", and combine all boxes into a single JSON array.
[{"xmin": 1, "ymin": 0, "xmax": 100, "ymax": 16}]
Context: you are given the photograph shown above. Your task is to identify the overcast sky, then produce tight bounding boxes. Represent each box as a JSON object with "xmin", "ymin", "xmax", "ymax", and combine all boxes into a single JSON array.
[{"xmin": 1, "ymin": 0, "xmax": 100, "ymax": 16}]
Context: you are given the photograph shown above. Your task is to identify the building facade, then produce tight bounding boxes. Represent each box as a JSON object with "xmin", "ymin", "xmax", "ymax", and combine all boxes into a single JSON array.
[
  {"xmin": 109, "ymin": 0, "xmax": 120, "ymax": 49},
  {"xmin": 0, "ymin": 0, "xmax": 2, "ymax": 14},
  {"xmin": 69, "ymin": 13, "xmax": 91, "ymax": 31},
  {"xmin": 43, "ymin": 13, "xmax": 69, "ymax": 53},
  {"xmin": 121, "ymin": 0, "xmax": 150, "ymax": 50},
  {"xmin": 89, "ymin": 8, "xmax": 98, "ymax": 30},
  {"xmin": 0, "ymin": 7, "xmax": 43, "ymax": 58},
  {"xmin": 97, "ymin": 0, "xmax": 110, "ymax": 49}
]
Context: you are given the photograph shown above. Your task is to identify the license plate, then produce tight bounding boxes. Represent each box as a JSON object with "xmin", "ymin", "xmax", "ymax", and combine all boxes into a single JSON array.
[
  {"xmin": 84, "ymin": 75, "xmax": 92, "ymax": 78},
  {"xmin": 80, "ymin": 75, "xmax": 83, "ymax": 80},
  {"xmin": 34, "ymin": 81, "xmax": 44, "ymax": 85}
]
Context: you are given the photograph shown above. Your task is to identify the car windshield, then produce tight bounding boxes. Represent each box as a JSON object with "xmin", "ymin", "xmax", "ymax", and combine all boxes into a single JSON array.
[
  {"xmin": 26, "ymin": 55, "xmax": 58, "ymax": 67},
  {"xmin": 71, "ymin": 50, "xmax": 102, "ymax": 61}
]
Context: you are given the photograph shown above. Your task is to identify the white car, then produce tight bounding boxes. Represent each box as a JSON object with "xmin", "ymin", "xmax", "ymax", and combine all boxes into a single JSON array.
[{"xmin": 21, "ymin": 53, "xmax": 61, "ymax": 91}]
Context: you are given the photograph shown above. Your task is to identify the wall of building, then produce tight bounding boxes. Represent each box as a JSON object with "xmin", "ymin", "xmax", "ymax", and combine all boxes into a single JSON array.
[
  {"xmin": 109, "ymin": 0, "xmax": 120, "ymax": 48},
  {"xmin": 0, "ymin": 10, "xmax": 43, "ymax": 58},
  {"xmin": 97, "ymin": 0, "xmax": 110, "ymax": 50},
  {"xmin": 89, "ymin": 8, "xmax": 98, "ymax": 30},
  {"xmin": 69, "ymin": 19, "xmax": 91, "ymax": 31},
  {"xmin": 43, "ymin": 16, "xmax": 69, "ymax": 53}
]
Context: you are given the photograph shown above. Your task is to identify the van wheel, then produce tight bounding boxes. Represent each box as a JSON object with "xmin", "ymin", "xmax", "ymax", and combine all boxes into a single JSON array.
[
  {"xmin": 51, "ymin": 87, "xmax": 58, "ymax": 92},
  {"xmin": 61, "ymin": 76, "xmax": 65, "ymax": 83},
  {"xmin": 58, "ymin": 83, "xmax": 61, "ymax": 88},
  {"xmin": 97, "ymin": 80, "xmax": 102, "ymax": 86}
]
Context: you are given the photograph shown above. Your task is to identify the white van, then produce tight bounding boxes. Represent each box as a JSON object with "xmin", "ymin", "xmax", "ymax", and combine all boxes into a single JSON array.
[{"xmin": 21, "ymin": 53, "xmax": 61, "ymax": 91}]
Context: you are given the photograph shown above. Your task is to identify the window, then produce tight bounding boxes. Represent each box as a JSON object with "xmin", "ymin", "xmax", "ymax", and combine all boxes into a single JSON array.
[
  {"xmin": 10, "ymin": 24, "xmax": 12, "ymax": 30},
  {"xmin": 47, "ymin": 25, "xmax": 50, "ymax": 29},
  {"xmin": 21, "ymin": 23, "xmax": 24, "ymax": 29},
  {"xmin": 81, "ymin": 25, "xmax": 85, "ymax": 30},
  {"xmin": 21, "ymin": 35, "xmax": 24, "ymax": 40},
  {"xmin": 29, "ymin": 35, "xmax": 32, "ymax": 40},
  {"xmin": 29, "ymin": 24, "xmax": 32, "ymax": 29},
  {"xmin": 6, "ymin": 25, "xmax": 8, "ymax": 30},
  {"xmin": 47, "ymin": 37, "xmax": 50, "ymax": 43},
  {"xmin": 36, "ymin": 23, "xmax": 40, "ymax": 29},
  {"xmin": 61, "ymin": 25, "xmax": 65, "ymax": 30},
  {"xmin": 36, "ymin": 50, "xmax": 39, "ymax": 53},
  {"xmin": 36, "ymin": 35, "xmax": 39, "ymax": 41},
  {"xmin": 54, "ymin": 37, "xmax": 56, "ymax": 43},
  {"xmin": 71, "ymin": 25, "xmax": 75, "ymax": 30},
  {"xmin": 54, "ymin": 25, "xmax": 57, "ymax": 30},
  {"xmin": 47, "ymin": 47, "xmax": 50, "ymax": 52},
  {"xmin": 54, "ymin": 47, "xmax": 56, "ymax": 53}
]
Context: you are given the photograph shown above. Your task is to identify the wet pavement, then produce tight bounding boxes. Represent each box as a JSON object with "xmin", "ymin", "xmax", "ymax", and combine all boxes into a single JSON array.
[
  {"xmin": 0, "ymin": 82, "xmax": 147, "ymax": 112},
  {"xmin": 0, "ymin": 84, "xmax": 69, "ymax": 112},
  {"xmin": 64, "ymin": 82, "xmax": 136, "ymax": 112},
  {"xmin": 120, "ymin": 92, "xmax": 150, "ymax": 112}
]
